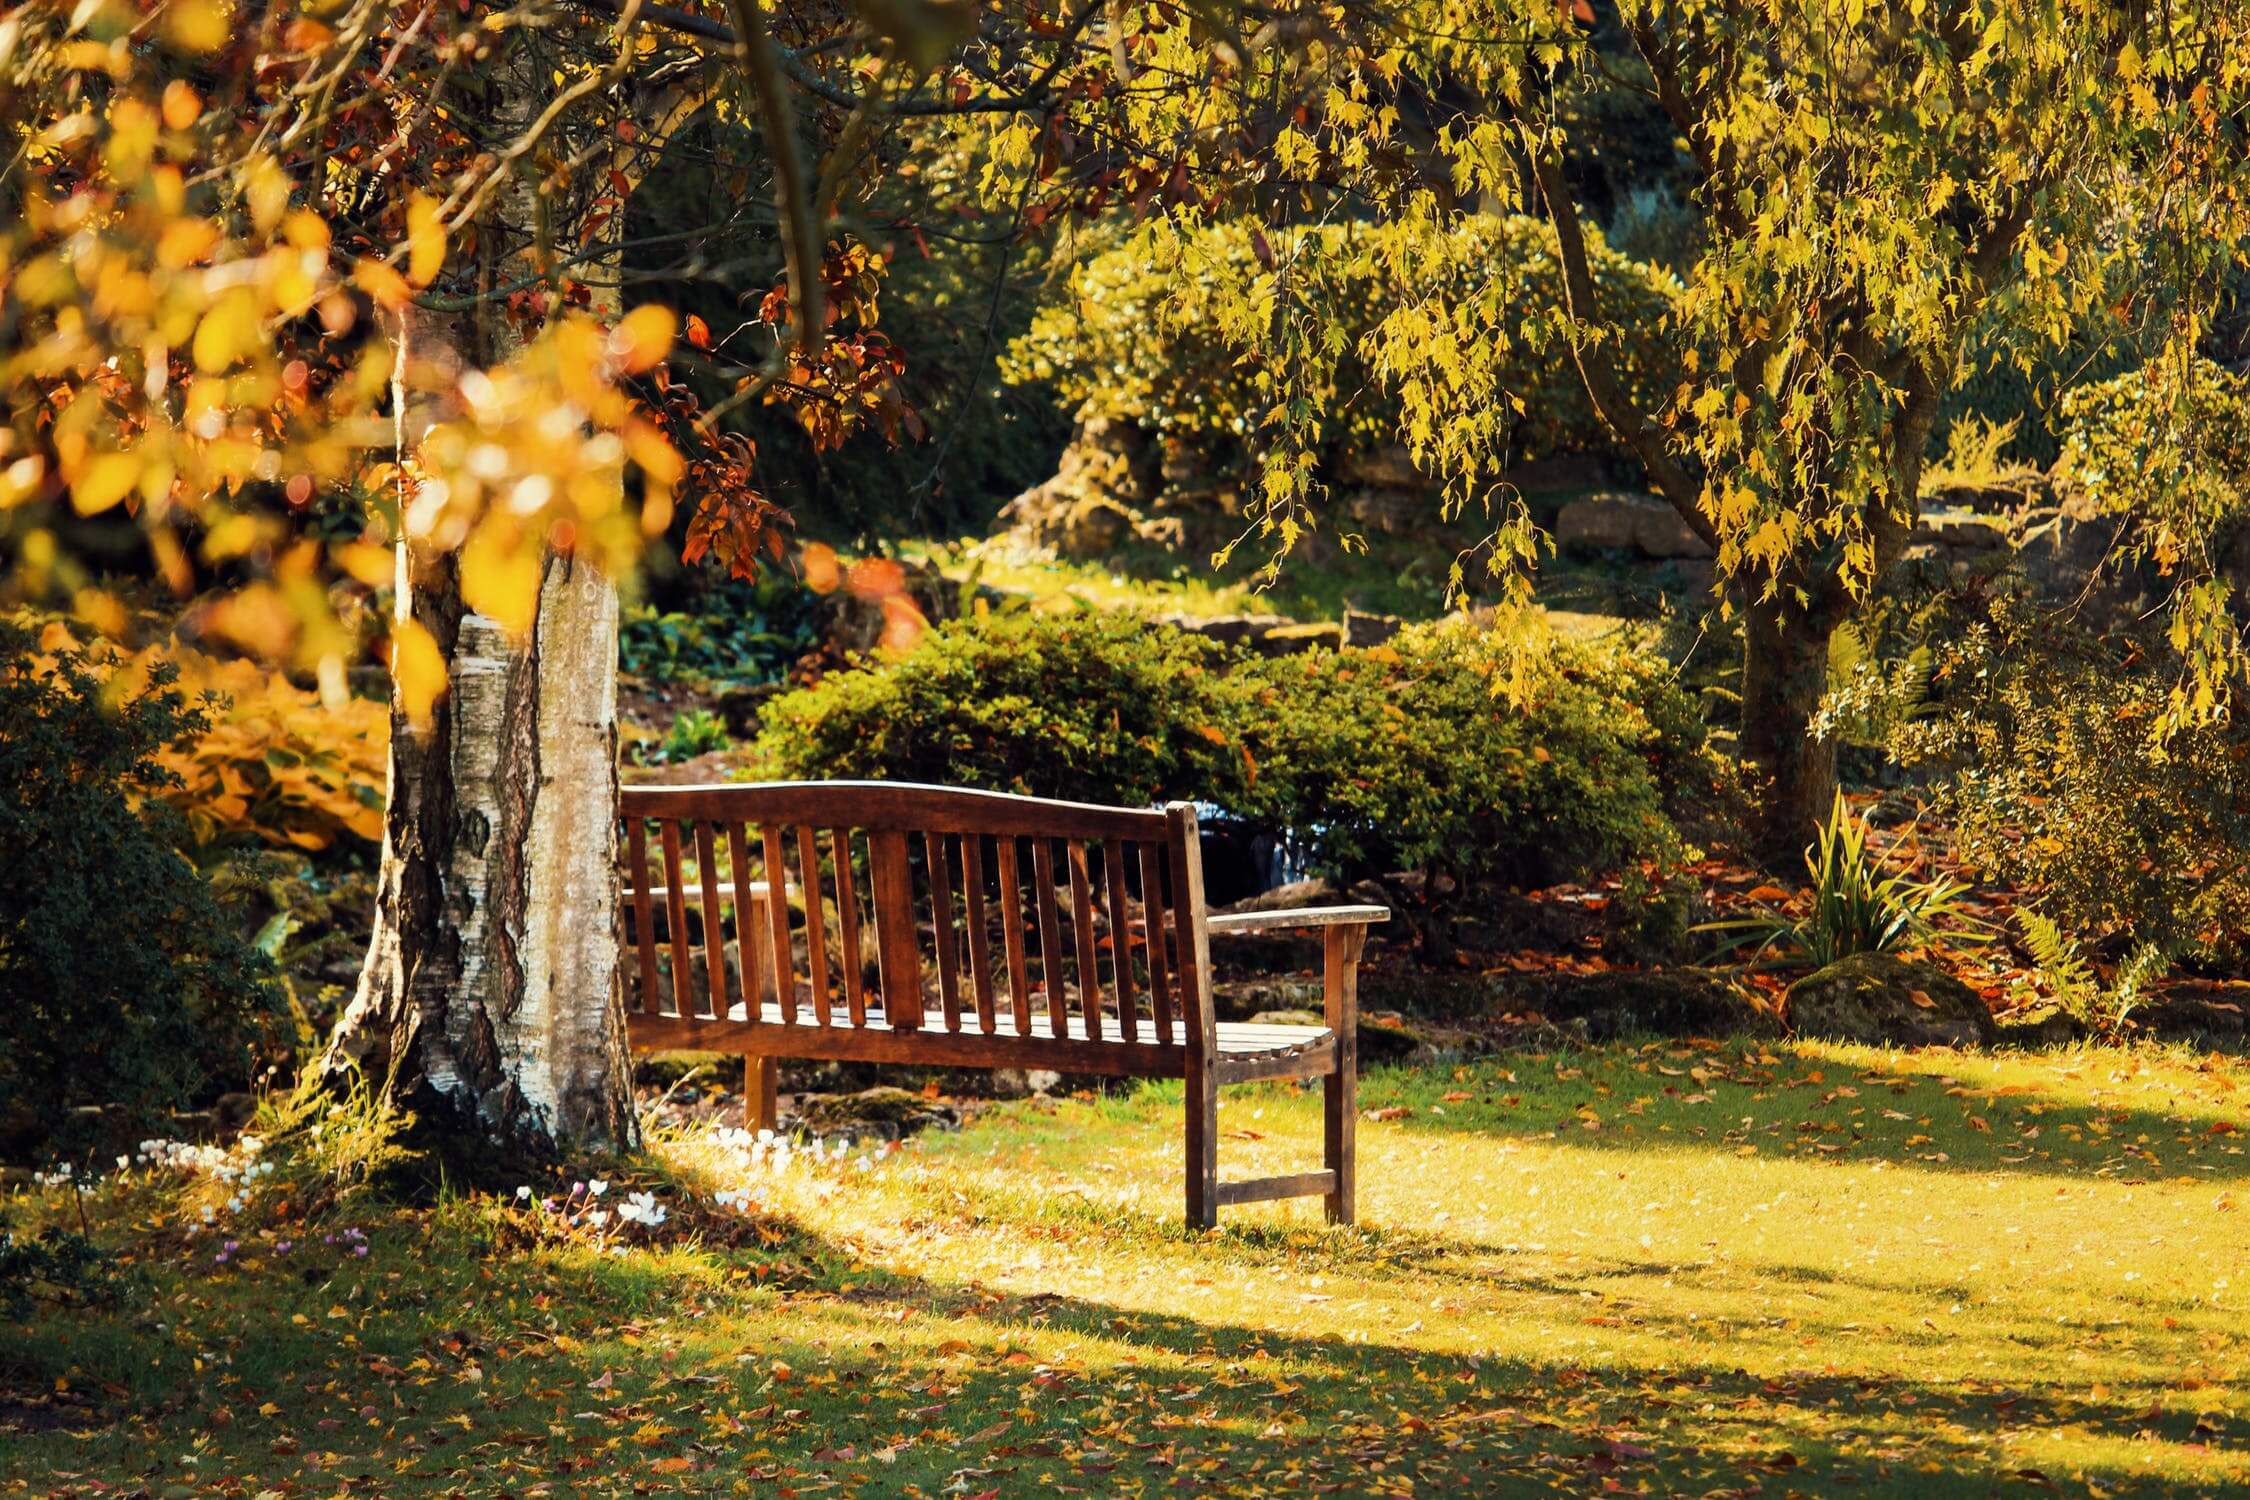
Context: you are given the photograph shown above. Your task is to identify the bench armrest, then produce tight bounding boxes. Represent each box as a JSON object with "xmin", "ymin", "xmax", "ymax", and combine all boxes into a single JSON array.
[{"xmin": 1205, "ymin": 904, "xmax": 1389, "ymax": 936}]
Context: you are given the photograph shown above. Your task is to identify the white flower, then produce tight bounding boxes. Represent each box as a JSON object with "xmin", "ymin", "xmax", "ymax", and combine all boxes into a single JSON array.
[
  {"xmin": 585, "ymin": 1209, "xmax": 609, "ymax": 1228},
  {"xmin": 587, "ymin": 1179, "xmax": 609, "ymax": 1198},
  {"xmin": 515, "ymin": 1185, "xmax": 532, "ymax": 1200}
]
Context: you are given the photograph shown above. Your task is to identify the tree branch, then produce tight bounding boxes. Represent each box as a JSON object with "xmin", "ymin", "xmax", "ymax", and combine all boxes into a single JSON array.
[{"xmin": 1523, "ymin": 130, "xmax": 1711, "ymax": 545}]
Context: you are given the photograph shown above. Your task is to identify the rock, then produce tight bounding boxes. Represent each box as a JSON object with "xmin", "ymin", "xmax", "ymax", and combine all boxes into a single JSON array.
[
  {"xmin": 996, "ymin": 417, "xmax": 1162, "ymax": 553},
  {"xmin": 1216, "ymin": 877, "xmax": 1341, "ymax": 915},
  {"xmin": 1249, "ymin": 622, "xmax": 1342, "ymax": 656},
  {"xmin": 1554, "ymin": 492, "xmax": 1644, "ymax": 551},
  {"xmin": 1995, "ymin": 1008, "xmax": 2086, "ymax": 1048},
  {"xmin": 1057, "ymin": 497, "xmax": 1136, "ymax": 557},
  {"xmin": 1342, "ymin": 609, "xmax": 1405, "ymax": 647},
  {"xmin": 1336, "ymin": 444, "xmax": 1422, "ymax": 490},
  {"xmin": 1911, "ymin": 509, "xmax": 2008, "ymax": 550},
  {"xmin": 1247, "ymin": 1009, "xmax": 1423, "ymax": 1063},
  {"xmin": 1554, "ymin": 493, "xmax": 1715, "ymax": 560},
  {"xmin": 2130, "ymin": 988, "xmax": 2248, "ymax": 1047},
  {"xmin": 1162, "ymin": 614, "xmax": 1276, "ymax": 649},
  {"xmin": 1504, "ymin": 968, "xmax": 1772, "ymax": 1042},
  {"xmin": 1785, "ymin": 953, "xmax": 1996, "ymax": 1048},
  {"xmin": 986, "ymin": 1068, "xmax": 1063, "ymax": 1098},
  {"xmin": 793, "ymin": 1085, "xmax": 960, "ymax": 1141},
  {"xmin": 1340, "ymin": 488, "xmax": 1427, "ymax": 536}
]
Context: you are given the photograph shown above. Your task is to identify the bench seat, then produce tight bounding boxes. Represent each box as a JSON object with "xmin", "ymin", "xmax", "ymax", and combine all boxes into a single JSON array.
[{"xmin": 627, "ymin": 1000, "xmax": 1339, "ymax": 1080}]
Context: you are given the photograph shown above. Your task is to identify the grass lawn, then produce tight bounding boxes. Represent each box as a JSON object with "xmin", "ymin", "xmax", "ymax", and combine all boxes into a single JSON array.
[{"xmin": 6, "ymin": 1040, "xmax": 2247, "ymax": 1497}]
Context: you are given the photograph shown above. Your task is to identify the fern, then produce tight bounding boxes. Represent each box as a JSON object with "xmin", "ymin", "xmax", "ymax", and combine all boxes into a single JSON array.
[{"xmin": 2017, "ymin": 907, "xmax": 2097, "ymax": 1017}]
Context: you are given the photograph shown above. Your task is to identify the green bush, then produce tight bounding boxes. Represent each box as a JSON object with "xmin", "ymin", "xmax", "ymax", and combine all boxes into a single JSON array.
[
  {"xmin": 1224, "ymin": 624, "xmax": 1714, "ymax": 886},
  {"xmin": 754, "ymin": 611, "xmax": 1721, "ymax": 888},
  {"xmin": 754, "ymin": 609, "xmax": 1244, "ymax": 808},
  {"xmin": 0, "ymin": 620, "xmax": 280, "ymax": 1159},
  {"xmin": 1002, "ymin": 216, "xmax": 1678, "ymax": 466}
]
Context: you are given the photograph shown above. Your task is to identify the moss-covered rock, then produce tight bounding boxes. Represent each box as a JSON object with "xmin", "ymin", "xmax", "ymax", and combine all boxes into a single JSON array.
[
  {"xmin": 1785, "ymin": 953, "xmax": 1996, "ymax": 1048},
  {"xmin": 793, "ymin": 1086, "xmax": 960, "ymax": 1140},
  {"xmin": 1502, "ymin": 968, "xmax": 1771, "ymax": 1041}
]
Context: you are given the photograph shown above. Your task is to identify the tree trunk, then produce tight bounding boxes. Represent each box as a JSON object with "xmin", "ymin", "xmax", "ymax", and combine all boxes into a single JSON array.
[
  {"xmin": 321, "ymin": 330, "xmax": 634, "ymax": 1162},
  {"xmin": 1738, "ymin": 596, "xmax": 1841, "ymax": 868}
]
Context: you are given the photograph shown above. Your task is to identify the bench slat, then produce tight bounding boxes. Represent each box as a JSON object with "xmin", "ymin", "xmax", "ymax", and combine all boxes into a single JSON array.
[
  {"xmin": 833, "ymin": 827, "xmax": 866, "ymax": 1026},
  {"xmin": 1206, "ymin": 904, "xmax": 1391, "ymax": 935},
  {"xmin": 623, "ymin": 781, "xmax": 1169, "ymax": 841},
  {"xmin": 1214, "ymin": 1170, "xmax": 1337, "ymax": 1207},
  {"xmin": 1066, "ymin": 840, "xmax": 1102, "ymax": 1042},
  {"xmin": 926, "ymin": 830, "xmax": 963, "ymax": 1032},
  {"xmin": 961, "ymin": 834, "xmax": 997, "ymax": 1033},
  {"xmin": 797, "ymin": 824, "xmax": 833, "ymax": 1026},
  {"xmin": 1031, "ymin": 838, "xmax": 1068, "ymax": 1038},
  {"xmin": 1138, "ymin": 841, "xmax": 1176, "ymax": 1045},
  {"xmin": 762, "ymin": 824, "xmax": 798, "ymax": 1026},
  {"xmin": 625, "ymin": 816, "xmax": 660, "ymax": 1017},
  {"xmin": 659, "ymin": 820, "xmax": 694, "ymax": 1020},
  {"xmin": 695, "ymin": 820, "xmax": 730, "ymax": 1020},
  {"xmin": 997, "ymin": 837, "xmax": 1031, "ymax": 1035},
  {"xmin": 727, "ymin": 823, "xmax": 762, "ymax": 1022},
  {"xmin": 870, "ymin": 828, "xmax": 920, "ymax": 1031},
  {"xmin": 1104, "ymin": 839, "xmax": 1138, "ymax": 1041}
]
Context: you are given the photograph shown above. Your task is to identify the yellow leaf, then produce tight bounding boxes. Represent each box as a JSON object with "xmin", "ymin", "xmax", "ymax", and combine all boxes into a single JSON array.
[
  {"xmin": 72, "ymin": 452, "xmax": 142, "ymax": 515},
  {"xmin": 406, "ymin": 194, "xmax": 446, "ymax": 288},
  {"xmin": 608, "ymin": 305, "xmax": 676, "ymax": 374},
  {"xmin": 460, "ymin": 530, "xmax": 544, "ymax": 638},
  {"xmin": 192, "ymin": 287, "xmax": 261, "ymax": 372},
  {"xmin": 165, "ymin": 0, "xmax": 230, "ymax": 53},
  {"xmin": 333, "ymin": 541, "xmax": 396, "ymax": 589},
  {"xmin": 390, "ymin": 619, "xmax": 448, "ymax": 734},
  {"xmin": 356, "ymin": 258, "xmax": 412, "ymax": 311}
]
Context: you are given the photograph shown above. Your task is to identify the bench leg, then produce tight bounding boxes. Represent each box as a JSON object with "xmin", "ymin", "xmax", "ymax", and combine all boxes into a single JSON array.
[
  {"xmin": 1323, "ymin": 926, "xmax": 1364, "ymax": 1226},
  {"xmin": 1185, "ymin": 1055, "xmax": 1218, "ymax": 1230},
  {"xmin": 747, "ymin": 1055, "xmax": 779, "ymax": 1134}
]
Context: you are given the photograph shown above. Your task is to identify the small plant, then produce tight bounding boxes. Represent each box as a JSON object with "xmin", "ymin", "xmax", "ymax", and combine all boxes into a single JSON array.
[
  {"xmin": 0, "ymin": 1209, "xmax": 128, "ymax": 1321},
  {"xmin": 1701, "ymin": 795, "xmax": 1984, "ymax": 967},
  {"xmin": 659, "ymin": 707, "xmax": 733, "ymax": 763},
  {"xmin": 2018, "ymin": 909, "xmax": 2173, "ymax": 1038}
]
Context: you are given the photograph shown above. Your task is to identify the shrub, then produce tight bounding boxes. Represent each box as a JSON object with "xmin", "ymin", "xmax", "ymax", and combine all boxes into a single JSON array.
[
  {"xmin": 1226, "ymin": 623, "xmax": 1714, "ymax": 886},
  {"xmin": 0, "ymin": 1209, "xmax": 127, "ymax": 1321},
  {"xmin": 1003, "ymin": 216, "xmax": 1677, "ymax": 466},
  {"xmin": 754, "ymin": 608, "xmax": 1244, "ymax": 808},
  {"xmin": 147, "ymin": 649, "xmax": 387, "ymax": 851},
  {"xmin": 0, "ymin": 620, "xmax": 281, "ymax": 1157},
  {"xmin": 2056, "ymin": 353, "xmax": 2250, "ymax": 555},
  {"xmin": 30, "ymin": 619, "xmax": 387, "ymax": 853},
  {"xmin": 754, "ymin": 611, "xmax": 1721, "ymax": 889},
  {"xmin": 1892, "ymin": 596, "xmax": 2250, "ymax": 965},
  {"xmin": 620, "ymin": 573, "xmax": 824, "ymax": 686}
]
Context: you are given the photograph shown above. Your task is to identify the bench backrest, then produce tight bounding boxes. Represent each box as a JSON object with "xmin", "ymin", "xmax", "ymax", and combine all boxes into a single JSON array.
[{"xmin": 618, "ymin": 781, "xmax": 1215, "ymax": 1058}]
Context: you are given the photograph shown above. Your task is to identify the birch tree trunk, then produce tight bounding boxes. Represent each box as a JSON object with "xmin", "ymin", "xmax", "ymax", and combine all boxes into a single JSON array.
[{"xmin": 321, "ymin": 302, "xmax": 636, "ymax": 1160}]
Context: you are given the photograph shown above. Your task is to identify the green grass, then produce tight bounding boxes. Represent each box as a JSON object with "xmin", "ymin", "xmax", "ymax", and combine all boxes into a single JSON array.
[{"xmin": 7, "ymin": 1041, "xmax": 2247, "ymax": 1496}]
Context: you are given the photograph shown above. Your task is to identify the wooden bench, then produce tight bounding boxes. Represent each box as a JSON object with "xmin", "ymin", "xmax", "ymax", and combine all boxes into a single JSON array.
[{"xmin": 617, "ymin": 781, "xmax": 1387, "ymax": 1227}]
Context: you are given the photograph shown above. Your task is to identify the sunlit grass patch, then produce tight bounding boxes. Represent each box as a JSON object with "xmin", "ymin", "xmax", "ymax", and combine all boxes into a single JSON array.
[{"xmin": 5, "ymin": 1041, "xmax": 2245, "ymax": 1496}]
